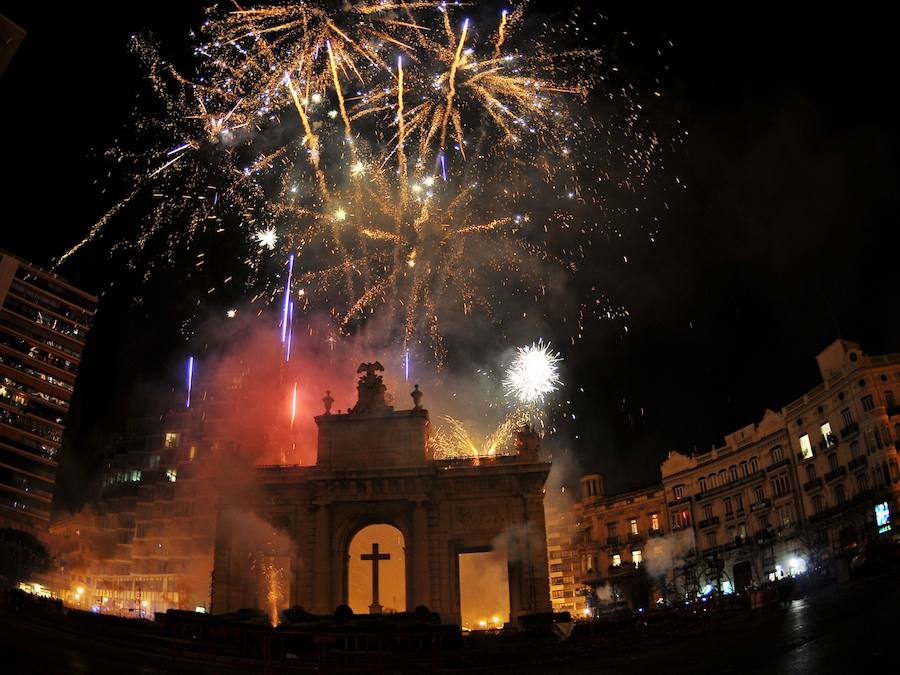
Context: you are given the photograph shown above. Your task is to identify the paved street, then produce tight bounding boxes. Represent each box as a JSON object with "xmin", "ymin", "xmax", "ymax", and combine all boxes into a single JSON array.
[{"xmin": 2, "ymin": 573, "xmax": 897, "ymax": 673}]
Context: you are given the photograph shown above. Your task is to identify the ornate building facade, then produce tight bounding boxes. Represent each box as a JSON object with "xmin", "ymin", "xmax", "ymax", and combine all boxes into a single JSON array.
[{"xmin": 549, "ymin": 339, "xmax": 900, "ymax": 610}]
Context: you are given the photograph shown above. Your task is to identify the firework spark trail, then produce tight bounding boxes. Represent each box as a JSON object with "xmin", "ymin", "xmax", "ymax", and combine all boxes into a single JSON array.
[{"xmin": 62, "ymin": 1, "xmax": 675, "ymax": 367}]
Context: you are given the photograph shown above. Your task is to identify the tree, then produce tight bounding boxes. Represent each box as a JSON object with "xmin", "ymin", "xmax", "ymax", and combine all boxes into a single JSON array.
[{"xmin": 0, "ymin": 528, "xmax": 51, "ymax": 588}]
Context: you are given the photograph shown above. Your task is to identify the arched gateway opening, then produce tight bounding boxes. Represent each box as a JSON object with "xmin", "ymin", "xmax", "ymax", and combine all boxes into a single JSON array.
[{"xmin": 348, "ymin": 524, "xmax": 406, "ymax": 614}]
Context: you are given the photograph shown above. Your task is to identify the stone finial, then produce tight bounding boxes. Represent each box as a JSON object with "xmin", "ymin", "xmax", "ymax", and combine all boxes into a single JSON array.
[
  {"xmin": 411, "ymin": 384, "xmax": 423, "ymax": 409},
  {"xmin": 323, "ymin": 390, "xmax": 334, "ymax": 415}
]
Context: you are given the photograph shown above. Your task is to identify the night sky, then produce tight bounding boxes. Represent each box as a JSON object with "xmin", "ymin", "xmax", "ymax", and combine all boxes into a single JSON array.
[{"xmin": 2, "ymin": 3, "xmax": 898, "ymax": 507}]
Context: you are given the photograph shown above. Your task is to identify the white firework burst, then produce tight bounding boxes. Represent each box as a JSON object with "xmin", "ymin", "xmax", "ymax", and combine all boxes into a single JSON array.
[{"xmin": 503, "ymin": 341, "xmax": 562, "ymax": 405}]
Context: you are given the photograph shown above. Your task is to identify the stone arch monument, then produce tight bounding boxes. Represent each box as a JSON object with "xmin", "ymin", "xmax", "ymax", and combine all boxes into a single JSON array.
[{"xmin": 211, "ymin": 365, "xmax": 552, "ymax": 626}]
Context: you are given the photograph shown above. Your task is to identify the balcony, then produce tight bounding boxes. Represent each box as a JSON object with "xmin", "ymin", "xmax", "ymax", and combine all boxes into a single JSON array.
[
  {"xmin": 767, "ymin": 458, "xmax": 791, "ymax": 472},
  {"xmin": 694, "ymin": 470, "xmax": 766, "ymax": 501},
  {"xmin": 648, "ymin": 528, "xmax": 663, "ymax": 538},
  {"xmin": 698, "ymin": 516, "xmax": 720, "ymax": 529},
  {"xmin": 606, "ymin": 535, "xmax": 620, "ymax": 546},
  {"xmin": 840, "ymin": 422, "xmax": 859, "ymax": 440},
  {"xmin": 608, "ymin": 561, "xmax": 638, "ymax": 576},
  {"xmin": 803, "ymin": 477, "xmax": 823, "ymax": 492},
  {"xmin": 627, "ymin": 531, "xmax": 644, "ymax": 545},
  {"xmin": 848, "ymin": 455, "xmax": 868, "ymax": 472},
  {"xmin": 886, "ymin": 405, "xmax": 900, "ymax": 417},
  {"xmin": 750, "ymin": 499, "xmax": 771, "ymax": 512},
  {"xmin": 824, "ymin": 466, "xmax": 847, "ymax": 483}
]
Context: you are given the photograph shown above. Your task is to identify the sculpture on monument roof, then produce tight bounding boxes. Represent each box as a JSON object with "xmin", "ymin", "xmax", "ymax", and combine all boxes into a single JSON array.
[{"xmin": 350, "ymin": 361, "xmax": 392, "ymax": 415}]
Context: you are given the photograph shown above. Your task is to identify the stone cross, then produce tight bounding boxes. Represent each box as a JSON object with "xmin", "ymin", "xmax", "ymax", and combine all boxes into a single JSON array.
[{"xmin": 360, "ymin": 542, "xmax": 391, "ymax": 614}]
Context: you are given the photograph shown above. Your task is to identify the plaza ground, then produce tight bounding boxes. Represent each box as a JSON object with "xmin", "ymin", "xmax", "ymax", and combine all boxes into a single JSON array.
[{"xmin": 2, "ymin": 572, "xmax": 897, "ymax": 673}]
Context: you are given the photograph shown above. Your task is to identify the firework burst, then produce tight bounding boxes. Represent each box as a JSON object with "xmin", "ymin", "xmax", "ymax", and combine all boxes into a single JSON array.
[{"xmin": 61, "ymin": 1, "xmax": 675, "ymax": 364}]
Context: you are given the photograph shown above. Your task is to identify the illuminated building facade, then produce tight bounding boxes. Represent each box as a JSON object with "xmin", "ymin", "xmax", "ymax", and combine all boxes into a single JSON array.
[
  {"xmin": 574, "ymin": 475, "xmax": 670, "ymax": 611},
  {"xmin": 0, "ymin": 250, "xmax": 95, "ymax": 533},
  {"xmin": 550, "ymin": 339, "xmax": 900, "ymax": 609},
  {"xmin": 544, "ymin": 494, "xmax": 590, "ymax": 617},
  {"xmin": 781, "ymin": 340, "xmax": 900, "ymax": 559},
  {"xmin": 660, "ymin": 411, "xmax": 806, "ymax": 597}
]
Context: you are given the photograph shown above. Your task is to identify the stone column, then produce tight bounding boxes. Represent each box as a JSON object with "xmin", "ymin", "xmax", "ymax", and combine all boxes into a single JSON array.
[
  {"xmin": 525, "ymin": 494, "xmax": 552, "ymax": 613},
  {"xmin": 312, "ymin": 501, "xmax": 331, "ymax": 614},
  {"xmin": 411, "ymin": 499, "xmax": 431, "ymax": 609}
]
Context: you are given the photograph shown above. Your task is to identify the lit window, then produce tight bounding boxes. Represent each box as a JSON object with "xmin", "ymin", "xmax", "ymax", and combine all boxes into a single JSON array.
[
  {"xmin": 673, "ymin": 485, "xmax": 684, "ymax": 500},
  {"xmin": 189, "ymin": 446, "xmax": 197, "ymax": 461},
  {"xmin": 820, "ymin": 422, "xmax": 834, "ymax": 447},
  {"xmin": 164, "ymin": 432, "xmax": 180, "ymax": 448},
  {"xmin": 629, "ymin": 519, "xmax": 638, "ymax": 535},
  {"xmin": 650, "ymin": 513, "xmax": 660, "ymax": 531},
  {"xmin": 166, "ymin": 468, "xmax": 177, "ymax": 482},
  {"xmin": 632, "ymin": 550, "xmax": 642, "ymax": 566},
  {"xmin": 799, "ymin": 434, "xmax": 813, "ymax": 460},
  {"xmin": 612, "ymin": 554, "xmax": 621, "ymax": 567}
]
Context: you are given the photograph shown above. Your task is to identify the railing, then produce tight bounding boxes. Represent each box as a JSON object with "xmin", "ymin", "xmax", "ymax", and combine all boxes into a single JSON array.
[
  {"xmin": 698, "ymin": 516, "xmax": 720, "ymax": 529},
  {"xmin": 818, "ymin": 434, "xmax": 838, "ymax": 451},
  {"xmin": 886, "ymin": 405, "xmax": 900, "ymax": 417},
  {"xmin": 627, "ymin": 531, "xmax": 644, "ymax": 544},
  {"xmin": 824, "ymin": 466, "xmax": 847, "ymax": 483},
  {"xmin": 648, "ymin": 528, "xmax": 663, "ymax": 537},
  {"xmin": 803, "ymin": 478, "xmax": 823, "ymax": 492},
  {"xmin": 750, "ymin": 499, "xmax": 771, "ymax": 512},
  {"xmin": 848, "ymin": 455, "xmax": 868, "ymax": 471},
  {"xmin": 606, "ymin": 535, "xmax": 619, "ymax": 546},
  {"xmin": 840, "ymin": 422, "xmax": 859, "ymax": 439},
  {"xmin": 694, "ymin": 470, "xmax": 766, "ymax": 501}
]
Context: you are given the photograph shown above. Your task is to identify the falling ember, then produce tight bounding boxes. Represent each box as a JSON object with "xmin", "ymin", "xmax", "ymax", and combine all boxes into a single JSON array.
[
  {"xmin": 503, "ymin": 341, "xmax": 562, "ymax": 405},
  {"xmin": 185, "ymin": 356, "xmax": 194, "ymax": 408},
  {"xmin": 290, "ymin": 381, "xmax": 298, "ymax": 428}
]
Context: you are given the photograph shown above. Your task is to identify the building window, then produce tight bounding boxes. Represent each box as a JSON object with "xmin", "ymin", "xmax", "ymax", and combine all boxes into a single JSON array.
[
  {"xmin": 777, "ymin": 504, "xmax": 794, "ymax": 527},
  {"xmin": 607, "ymin": 522, "xmax": 617, "ymax": 537},
  {"xmin": 773, "ymin": 473, "xmax": 790, "ymax": 497},
  {"xmin": 672, "ymin": 510, "xmax": 689, "ymax": 530},
  {"xmin": 632, "ymin": 550, "xmax": 642, "ymax": 566},
  {"xmin": 799, "ymin": 434, "xmax": 813, "ymax": 460},
  {"xmin": 729, "ymin": 466, "xmax": 738, "ymax": 482},
  {"xmin": 629, "ymin": 519, "xmax": 639, "ymax": 536},
  {"xmin": 754, "ymin": 486, "xmax": 765, "ymax": 503},
  {"xmin": 148, "ymin": 454, "xmax": 160, "ymax": 469},
  {"xmin": 862, "ymin": 395, "xmax": 874, "ymax": 412},
  {"xmin": 834, "ymin": 485, "xmax": 846, "ymax": 505},
  {"xmin": 703, "ymin": 504, "xmax": 713, "ymax": 520},
  {"xmin": 750, "ymin": 457, "xmax": 759, "ymax": 473},
  {"xmin": 806, "ymin": 464, "xmax": 817, "ymax": 481},
  {"xmin": 612, "ymin": 554, "xmax": 621, "ymax": 567},
  {"xmin": 673, "ymin": 485, "xmax": 684, "ymax": 500},
  {"xmin": 706, "ymin": 532, "xmax": 717, "ymax": 548},
  {"xmin": 189, "ymin": 446, "xmax": 197, "ymax": 461},
  {"xmin": 841, "ymin": 408, "xmax": 853, "ymax": 427},
  {"xmin": 718, "ymin": 469, "xmax": 727, "ymax": 485},
  {"xmin": 708, "ymin": 474, "xmax": 717, "ymax": 488},
  {"xmin": 757, "ymin": 514, "xmax": 769, "ymax": 531},
  {"xmin": 829, "ymin": 453, "xmax": 839, "ymax": 472},
  {"xmin": 166, "ymin": 468, "xmax": 177, "ymax": 482},
  {"xmin": 857, "ymin": 473, "xmax": 868, "ymax": 493},
  {"xmin": 849, "ymin": 441, "xmax": 860, "ymax": 459},
  {"xmin": 738, "ymin": 523, "xmax": 748, "ymax": 539},
  {"xmin": 164, "ymin": 432, "xmax": 180, "ymax": 448},
  {"xmin": 771, "ymin": 446, "xmax": 784, "ymax": 463},
  {"xmin": 724, "ymin": 497, "xmax": 733, "ymax": 516},
  {"xmin": 650, "ymin": 513, "xmax": 660, "ymax": 531},
  {"xmin": 740, "ymin": 462, "xmax": 748, "ymax": 478},
  {"xmin": 698, "ymin": 477, "xmax": 707, "ymax": 493},
  {"xmin": 820, "ymin": 422, "xmax": 835, "ymax": 447},
  {"xmin": 886, "ymin": 390, "xmax": 896, "ymax": 408}
]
